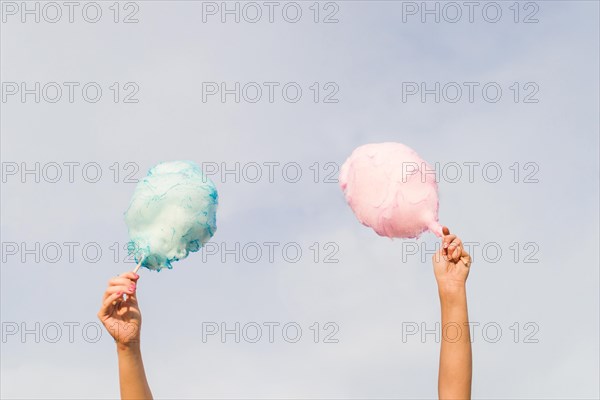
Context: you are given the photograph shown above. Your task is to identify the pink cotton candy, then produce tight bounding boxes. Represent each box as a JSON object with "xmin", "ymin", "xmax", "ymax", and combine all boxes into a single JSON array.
[{"xmin": 339, "ymin": 142, "xmax": 443, "ymax": 239}]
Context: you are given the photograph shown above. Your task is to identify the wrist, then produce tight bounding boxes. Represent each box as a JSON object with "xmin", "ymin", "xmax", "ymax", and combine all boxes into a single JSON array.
[
  {"xmin": 437, "ymin": 282, "xmax": 467, "ymax": 301},
  {"xmin": 116, "ymin": 341, "xmax": 141, "ymax": 354}
]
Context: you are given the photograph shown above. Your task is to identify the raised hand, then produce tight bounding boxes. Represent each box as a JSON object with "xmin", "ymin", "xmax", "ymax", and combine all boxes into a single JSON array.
[
  {"xmin": 432, "ymin": 226, "xmax": 472, "ymax": 294},
  {"xmin": 97, "ymin": 272, "xmax": 141, "ymax": 347}
]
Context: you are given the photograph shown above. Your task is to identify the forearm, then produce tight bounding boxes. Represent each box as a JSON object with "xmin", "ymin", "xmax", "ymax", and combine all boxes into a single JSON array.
[
  {"xmin": 117, "ymin": 344, "xmax": 153, "ymax": 400},
  {"xmin": 438, "ymin": 287, "xmax": 472, "ymax": 400}
]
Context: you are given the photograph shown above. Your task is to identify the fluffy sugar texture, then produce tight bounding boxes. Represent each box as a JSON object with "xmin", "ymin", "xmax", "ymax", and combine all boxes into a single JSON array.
[
  {"xmin": 339, "ymin": 143, "xmax": 443, "ymax": 239},
  {"xmin": 125, "ymin": 161, "xmax": 218, "ymax": 271}
]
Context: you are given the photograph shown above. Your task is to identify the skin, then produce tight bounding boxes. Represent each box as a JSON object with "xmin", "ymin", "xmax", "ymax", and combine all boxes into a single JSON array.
[
  {"xmin": 433, "ymin": 226, "xmax": 473, "ymax": 400},
  {"xmin": 98, "ymin": 226, "xmax": 471, "ymax": 400},
  {"xmin": 98, "ymin": 272, "xmax": 153, "ymax": 400}
]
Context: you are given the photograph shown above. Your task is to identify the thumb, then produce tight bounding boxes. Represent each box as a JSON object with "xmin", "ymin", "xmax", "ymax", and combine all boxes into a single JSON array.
[{"xmin": 460, "ymin": 251, "xmax": 472, "ymax": 268}]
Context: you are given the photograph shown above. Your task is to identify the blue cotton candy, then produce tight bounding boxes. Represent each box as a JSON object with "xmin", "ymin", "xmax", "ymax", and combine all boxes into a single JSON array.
[{"xmin": 124, "ymin": 161, "xmax": 218, "ymax": 271}]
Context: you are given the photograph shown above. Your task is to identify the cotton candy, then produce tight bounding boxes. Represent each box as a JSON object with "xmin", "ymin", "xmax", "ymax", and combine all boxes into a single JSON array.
[
  {"xmin": 125, "ymin": 160, "xmax": 218, "ymax": 271},
  {"xmin": 339, "ymin": 143, "xmax": 442, "ymax": 239}
]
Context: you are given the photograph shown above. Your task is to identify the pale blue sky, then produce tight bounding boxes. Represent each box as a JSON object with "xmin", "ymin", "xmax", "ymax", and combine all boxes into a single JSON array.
[{"xmin": 1, "ymin": 1, "xmax": 599, "ymax": 398}]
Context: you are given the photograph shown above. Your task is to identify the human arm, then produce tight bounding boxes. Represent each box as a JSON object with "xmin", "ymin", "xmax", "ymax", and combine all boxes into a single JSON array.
[
  {"xmin": 97, "ymin": 272, "xmax": 153, "ymax": 400},
  {"xmin": 433, "ymin": 227, "xmax": 472, "ymax": 400}
]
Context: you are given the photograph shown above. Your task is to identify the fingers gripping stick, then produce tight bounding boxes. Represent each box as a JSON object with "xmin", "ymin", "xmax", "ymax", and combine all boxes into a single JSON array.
[{"xmin": 112, "ymin": 258, "xmax": 143, "ymax": 306}]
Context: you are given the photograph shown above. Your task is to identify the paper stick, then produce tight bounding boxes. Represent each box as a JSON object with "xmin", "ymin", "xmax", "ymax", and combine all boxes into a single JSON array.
[{"xmin": 132, "ymin": 258, "xmax": 143, "ymax": 274}]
